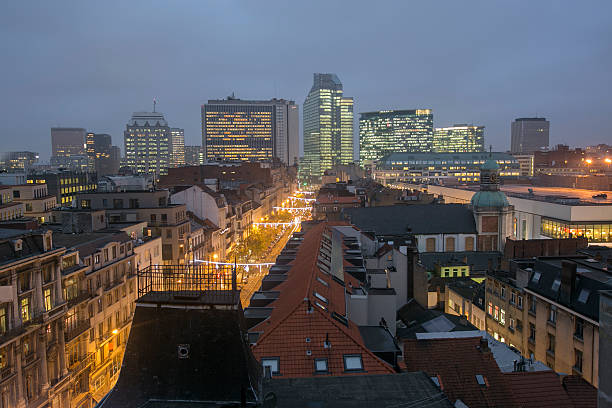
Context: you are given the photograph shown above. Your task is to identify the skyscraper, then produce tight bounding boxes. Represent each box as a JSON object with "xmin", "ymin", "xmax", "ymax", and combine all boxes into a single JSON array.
[
  {"xmin": 124, "ymin": 112, "xmax": 170, "ymax": 177},
  {"xmin": 170, "ymin": 128, "xmax": 186, "ymax": 167},
  {"xmin": 358, "ymin": 109, "xmax": 433, "ymax": 165},
  {"xmin": 302, "ymin": 74, "xmax": 354, "ymax": 184},
  {"xmin": 201, "ymin": 97, "xmax": 299, "ymax": 165},
  {"xmin": 433, "ymin": 124, "xmax": 485, "ymax": 153},
  {"xmin": 184, "ymin": 145, "xmax": 203, "ymax": 166},
  {"xmin": 510, "ymin": 117, "xmax": 550, "ymax": 154},
  {"xmin": 51, "ymin": 127, "xmax": 86, "ymax": 157},
  {"xmin": 86, "ymin": 133, "xmax": 120, "ymax": 176}
]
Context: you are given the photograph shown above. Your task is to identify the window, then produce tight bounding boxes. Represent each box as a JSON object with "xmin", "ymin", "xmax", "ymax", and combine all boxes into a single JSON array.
[
  {"xmin": 516, "ymin": 319, "xmax": 523, "ymax": 331},
  {"xmin": 95, "ymin": 254, "xmax": 100, "ymax": 264},
  {"xmin": 500, "ymin": 309, "xmax": 506, "ymax": 325},
  {"xmin": 314, "ymin": 292, "xmax": 328, "ymax": 304},
  {"xmin": 575, "ymin": 318, "xmax": 584, "ymax": 339},
  {"xmin": 262, "ymin": 358, "xmax": 279, "ymax": 375},
  {"xmin": 81, "ymin": 199, "xmax": 91, "ymax": 209},
  {"xmin": 426, "ymin": 237, "xmax": 436, "ymax": 252},
  {"xmin": 113, "ymin": 199, "xmax": 123, "ymax": 209},
  {"xmin": 509, "ymin": 317, "xmax": 515, "ymax": 330},
  {"xmin": 578, "ymin": 289, "xmax": 590, "ymax": 303},
  {"xmin": 20, "ymin": 297, "xmax": 30, "ymax": 322},
  {"xmin": 529, "ymin": 296, "xmax": 536, "ymax": 314},
  {"xmin": 547, "ymin": 334, "xmax": 555, "ymax": 354},
  {"xmin": 129, "ymin": 198, "xmax": 139, "ymax": 209},
  {"xmin": 112, "ymin": 246, "xmax": 117, "ymax": 259},
  {"xmin": 465, "ymin": 236, "xmax": 474, "ymax": 251},
  {"xmin": 445, "ymin": 236, "xmax": 455, "ymax": 252},
  {"xmin": 475, "ymin": 374, "xmax": 486, "ymax": 386},
  {"xmin": 574, "ymin": 349, "xmax": 583, "ymax": 372},
  {"xmin": 549, "ymin": 306, "xmax": 557, "ymax": 324},
  {"xmin": 510, "ymin": 292, "xmax": 516, "ymax": 304},
  {"xmin": 532, "ymin": 271, "xmax": 541, "ymax": 283},
  {"xmin": 501, "ymin": 286, "xmax": 506, "ymax": 299},
  {"xmin": 487, "ymin": 302, "xmax": 493, "ymax": 316},
  {"xmin": 529, "ymin": 323, "xmax": 536, "ymax": 342},
  {"xmin": 44, "ymin": 288, "xmax": 52, "ymax": 311},
  {"xmin": 0, "ymin": 307, "xmax": 6, "ymax": 334},
  {"xmin": 494, "ymin": 306, "xmax": 499, "ymax": 321},
  {"xmin": 166, "ymin": 229, "xmax": 172, "ymax": 238},
  {"xmin": 314, "ymin": 358, "xmax": 328, "ymax": 373},
  {"xmin": 517, "ymin": 296, "xmax": 523, "ymax": 309},
  {"xmin": 551, "ymin": 279, "xmax": 561, "ymax": 292},
  {"xmin": 343, "ymin": 354, "xmax": 363, "ymax": 371},
  {"xmin": 316, "ymin": 277, "xmax": 328, "ymax": 287},
  {"xmin": 430, "ymin": 376, "xmax": 441, "ymax": 387}
]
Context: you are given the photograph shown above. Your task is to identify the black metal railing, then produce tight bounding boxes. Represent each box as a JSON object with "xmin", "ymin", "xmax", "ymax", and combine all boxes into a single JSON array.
[
  {"xmin": 65, "ymin": 319, "xmax": 91, "ymax": 343},
  {"xmin": 137, "ymin": 263, "xmax": 239, "ymax": 304}
]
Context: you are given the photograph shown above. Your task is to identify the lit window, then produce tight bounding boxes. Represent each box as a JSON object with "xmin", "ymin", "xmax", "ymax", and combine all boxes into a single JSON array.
[
  {"xmin": 314, "ymin": 358, "xmax": 328, "ymax": 373},
  {"xmin": 343, "ymin": 354, "xmax": 363, "ymax": 371}
]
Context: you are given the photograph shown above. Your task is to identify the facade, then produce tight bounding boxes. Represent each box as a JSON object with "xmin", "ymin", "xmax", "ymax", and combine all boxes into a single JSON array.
[
  {"xmin": 409, "ymin": 184, "xmax": 612, "ymax": 246},
  {"xmin": 202, "ymin": 98, "xmax": 299, "ymax": 165},
  {"xmin": 359, "ymin": 110, "xmax": 434, "ymax": 166},
  {"xmin": 0, "ymin": 186, "xmax": 25, "ymax": 221},
  {"xmin": 374, "ymin": 152, "xmax": 520, "ymax": 185},
  {"xmin": 302, "ymin": 74, "xmax": 354, "ymax": 184},
  {"xmin": 510, "ymin": 117, "xmax": 550, "ymax": 154},
  {"xmin": 0, "ymin": 228, "xmax": 140, "ymax": 408},
  {"xmin": 445, "ymin": 280, "xmax": 487, "ymax": 330},
  {"xmin": 86, "ymin": 133, "xmax": 120, "ymax": 176},
  {"xmin": 486, "ymin": 253, "xmax": 610, "ymax": 388},
  {"xmin": 169, "ymin": 128, "xmax": 185, "ymax": 168},
  {"xmin": 433, "ymin": 125, "xmax": 484, "ymax": 153},
  {"xmin": 11, "ymin": 184, "xmax": 56, "ymax": 223},
  {"xmin": 49, "ymin": 155, "xmax": 90, "ymax": 172},
  {"xmin": 0, "ymin": 151, "xmax": 39, "ymax": 172},
  {"xmin": 74, "ymin": 190, "xmax": 190, "ymax": 265},
  {"xmin": 124, "ymin": 112, "xmax": 171, "ymax": 177},
  {"xmin": 184, "ymin": 145, "xmax": 203, "ymax": 166},
  {"xmin": 512, "ymin": 154, "xmax": 535, "ymax": 177},
  {"xmin": 51, "ymin": 128, "xmax": 86, "ymax": 158},
  {"xmin": 28, "ymin": 170, "xmax": 97, "ymax": 207}
]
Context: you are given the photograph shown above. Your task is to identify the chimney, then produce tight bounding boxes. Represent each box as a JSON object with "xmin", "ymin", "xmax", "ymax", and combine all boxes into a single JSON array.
[
  {"xmin": 560, "ymin": 261, "xmax": 577, "ymax": 304},
  {"xmin": 479, "ymin": 337, "xmax": 489, "ymax": 353}
]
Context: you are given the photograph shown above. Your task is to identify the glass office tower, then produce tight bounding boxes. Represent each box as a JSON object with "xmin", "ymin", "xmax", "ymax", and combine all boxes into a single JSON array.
[
  {"xmin": 124, "ymin": 112, "xmax": 170, "ymax": 177},
  {"xmin": 359, "ymin": 109, "xmax": 433, "ymax": 166},
  {"xmin": 301, "ymin": 73, "xmax": 354, "ymax": 184},
  {"xmin": 433, "ymin": 125, "xmax": 485, "ymax": 153},
  {"xmin": 170, "ymin": 128, "xmax": 186, "ymax": 167}
]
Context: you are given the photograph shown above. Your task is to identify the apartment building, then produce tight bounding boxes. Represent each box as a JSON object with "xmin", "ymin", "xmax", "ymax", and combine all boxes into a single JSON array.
[
  {"xmin": 74, "ymin": 190, "xmax": 190, "ymax": 265},
  {"xmin": 53, "ymin": 232, "xmax": 138, "ymax": 405},
  {"xmin": 10, "ymin": 184, "xmax": 57, "ymax": 223},
  {"xmin": 485, "ymin": 251, "xmax": 611, "ymax": 387},
  {"xmin": 0, "ymin": 186, "xmax": 25, "ymax": 221}
]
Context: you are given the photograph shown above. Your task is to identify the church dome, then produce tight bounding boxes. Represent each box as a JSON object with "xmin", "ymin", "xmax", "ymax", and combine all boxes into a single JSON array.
[
  {"xmin": 481, "ymin": 158, "xmax": 500, "ymax": 171},
  {"xmin": 470, "ymin": 190, "xmax": 509, "ymax": 208}
]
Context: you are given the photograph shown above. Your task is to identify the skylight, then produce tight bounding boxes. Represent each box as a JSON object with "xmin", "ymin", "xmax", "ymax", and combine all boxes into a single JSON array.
[
  {"xmin": 475, "ymin": 374, "xmax": 486, "ymax": 386},
  {"xmin": 316, "ymin": 277, "xmax": 329, "ymax": 287},
  {"xmin": 430, "ymin": 376, "xmax": 440, "ymax": 387},
  {"xmin": 315, "ymin": 358, "xmax": 328, "ymax": 372},
  {"xmin": 314, "ymin": 292, "xmax": 328, "ymax": 304},
  {"xmin": 531, "ymin": 271, "xmax": 541, "ymax": 283},
  {"xmin": 578, "ymin": 288, "xmax": 590, "ymax": 303},
  {"xmin": 551, "ymin": 279, "xmax": 561, "ymax": 292},
  {"xmin": 343, "ymin": 355, "xmax": 363, "ymax": 371}
]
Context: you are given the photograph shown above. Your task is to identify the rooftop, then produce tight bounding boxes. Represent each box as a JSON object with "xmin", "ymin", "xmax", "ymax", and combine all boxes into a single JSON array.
[{"xmin": 343, "ymin": 204, "xmax": 477, "ymax": 236}]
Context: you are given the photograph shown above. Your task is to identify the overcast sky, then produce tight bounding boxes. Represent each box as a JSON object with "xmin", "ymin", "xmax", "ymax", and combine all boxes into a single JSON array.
[{"xmin": 1, "ymin": 1, "xmax": 611, "ymax": 161}]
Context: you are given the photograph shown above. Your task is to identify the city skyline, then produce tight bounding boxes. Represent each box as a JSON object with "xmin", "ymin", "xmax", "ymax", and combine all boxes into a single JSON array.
[{"xmin": 1, "ymin": 1, "xmax": 611, "ymax": 161}]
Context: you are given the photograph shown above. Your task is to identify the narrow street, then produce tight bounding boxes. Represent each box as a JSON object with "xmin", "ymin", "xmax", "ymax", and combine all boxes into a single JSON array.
[{"xmin": 239, "ymin": 222, "xmax": 299, "ymax": 307}]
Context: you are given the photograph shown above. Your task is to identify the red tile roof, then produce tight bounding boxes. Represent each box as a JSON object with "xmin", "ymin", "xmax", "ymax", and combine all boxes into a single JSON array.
[
  {"xmin": 504, "ymin": 371, "xmax": 574, "ymax": 408},
  {"xmin": 251, "ymin": 222, "xmax": 394, "ymax": 378},
  {"xmin": 562, "ymin": 375, "xmax": 597, "ymax": 408},
  {"xmin": 316, "ymin": 194, "xmax": 361, "ymax": 205},
  {"xmin": 403, "ymin": 337, "xmax": 516, "ymax": 408}
]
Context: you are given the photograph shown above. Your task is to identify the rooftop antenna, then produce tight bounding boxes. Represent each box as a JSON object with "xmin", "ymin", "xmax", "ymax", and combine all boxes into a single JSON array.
[
  {"xmin": 153, "ymin": 97, "xmax": 157, "ymax": 113},
  {"xmin": 489, "ymin": 145, "xmax": 493, "ymax": 158}
]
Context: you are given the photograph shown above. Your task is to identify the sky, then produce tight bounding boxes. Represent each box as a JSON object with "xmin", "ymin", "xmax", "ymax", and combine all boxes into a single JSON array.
[{"xmin": 1, "ymin": 1, "xmax": 611, "ymax": 161}]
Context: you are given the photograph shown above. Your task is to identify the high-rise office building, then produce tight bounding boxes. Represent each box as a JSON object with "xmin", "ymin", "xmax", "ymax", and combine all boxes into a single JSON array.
[
  {"xmin": 0, "ymin": 151, "xmax": 39, "ymax": 171},
  {"xmin": 124, "ymin": 112, "xmax": 170, "ymax": 177},
  {"xmin": 202, "ymin": 97, "xmax": 298, "ymax": 165},
  {"xmin": 302, "ymin": 74, "xmax": 354, "ymax": 184},
  {"xmin": 170, "ymin": 128, "xmax": 186, "ymax": 167},
  {"xmin": 86, "ymin": 133, "xmax": 120, "ymax": 176},
  {"xmin": 433, "ymin": 124, "xmax": 485, "ymax": 153},
  {"xmin": 51, "ymin": 127, "xmax": 87, "ymax": 157},
  {"xmin": 510, "ymin": 117, "xmax": 550, "ymax": 154},
  {"xmin": 184, "ymin": 145, "xmax": 203, "ymax": 166},
  {"xmin": 358, "ymin": 109, "xmax": 434, "ymax": 165}
]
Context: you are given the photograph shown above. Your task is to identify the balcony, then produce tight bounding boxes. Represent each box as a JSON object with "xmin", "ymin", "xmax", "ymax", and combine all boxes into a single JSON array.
[
  {"xmin": 66, "ymin": 290, "xmax": 92, "ymax": 309},
  {"xmin": 65, "ymin": 319, "xmax": 91, "ymax": 343},
  {"xmin": 69, "ymin": 351, "xmax": 95, "ymax": 375},
  {"xmin": 0, "ymin": 366, "xmax": 14, "ymax": 383}
]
